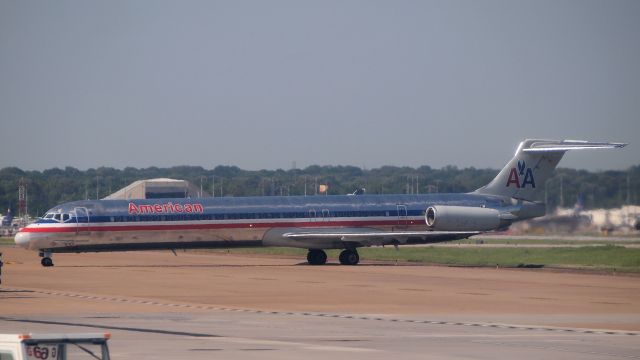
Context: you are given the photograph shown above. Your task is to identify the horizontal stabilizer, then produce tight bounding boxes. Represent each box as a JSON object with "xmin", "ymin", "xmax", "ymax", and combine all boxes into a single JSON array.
[{"xmin": 522, "ymin": 140, "xmax": 627, "ymax": 153}]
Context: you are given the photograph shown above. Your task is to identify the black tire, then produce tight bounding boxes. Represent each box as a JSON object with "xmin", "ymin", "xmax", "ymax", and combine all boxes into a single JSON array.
[
  {"xmin": 41, "ymin": 257, "xmax": 54, "ymax": 267},
  {"xmin": 338, "ymin": 250, "xmax": 347, "ymax": 264},
  {"xmin": 339, "ymin": 250, "xmax": 359, "ymax": 265},
  {"xmin": 307, "ymin": 249, "xmax": 327, "ymax": 265}
]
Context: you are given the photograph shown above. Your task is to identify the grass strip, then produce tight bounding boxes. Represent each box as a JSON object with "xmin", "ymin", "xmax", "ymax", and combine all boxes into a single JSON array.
[
  {"xmin": 3, "ymin": 235, "xmax": 638, "ymax": 272},
  {"xmin": 463, "ymin": 237, "xmax": 640, "ymax": 245},
  {"xmin": 207, "ymin": 245, "xmax": 640, "ymax": 272}
]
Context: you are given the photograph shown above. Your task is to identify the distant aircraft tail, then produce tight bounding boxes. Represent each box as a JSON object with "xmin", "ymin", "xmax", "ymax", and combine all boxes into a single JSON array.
[{"xmin": 474, "ymin": 139, "xmax": 626, "ymax": 201}]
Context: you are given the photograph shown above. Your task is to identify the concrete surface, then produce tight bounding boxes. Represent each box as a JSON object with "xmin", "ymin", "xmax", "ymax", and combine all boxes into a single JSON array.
[{"xmin": 1, "ymin": 246, "xmax": 639, "ymax": 359}]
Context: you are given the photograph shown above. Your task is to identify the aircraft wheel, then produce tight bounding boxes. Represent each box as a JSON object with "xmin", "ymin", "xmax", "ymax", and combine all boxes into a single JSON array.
[
  {"xmin": 339, "ymin": 249, "xmax": 359, "ymax": 265},
  {"xmin": 307, "ymin": 249, "xmax": 327, "ymax": 265},
  {"xmin": 41, "ymin": 257, "xmax": 54, "ymax": 267}
]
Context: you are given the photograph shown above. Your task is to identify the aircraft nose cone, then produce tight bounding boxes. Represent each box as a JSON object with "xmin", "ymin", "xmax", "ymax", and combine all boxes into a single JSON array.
[{"xmin": 14, "ymin": 231, "xmax": 31, "ymax": 249}]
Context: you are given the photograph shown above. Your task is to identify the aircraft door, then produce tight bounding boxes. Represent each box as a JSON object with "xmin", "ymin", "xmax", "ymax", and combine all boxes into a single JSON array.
[
  {"xmin": 396, "ymin": 204, "xmax": 408, "ymax": 229},
  {"xmin": 74, "ymin": 207, "xmax": 91, "ymax": 235},
  {"xmin": 321, "ymin": 208, "xmax": 331, "ymax": 222},
  {"xmin": 308, "ymin": 209, "xmax": 317, "ymax": 223}
]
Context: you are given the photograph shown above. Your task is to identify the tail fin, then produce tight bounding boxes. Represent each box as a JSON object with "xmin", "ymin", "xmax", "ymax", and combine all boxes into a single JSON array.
[{"xmin": 474, "ymin": 139, "xmax": 626, "ymax": 201}]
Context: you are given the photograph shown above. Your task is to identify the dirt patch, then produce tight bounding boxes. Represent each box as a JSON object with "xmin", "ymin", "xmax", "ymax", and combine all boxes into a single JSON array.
[{"xmin": 1, "ymin": 247, "xmax": 639, "ymax": 331}]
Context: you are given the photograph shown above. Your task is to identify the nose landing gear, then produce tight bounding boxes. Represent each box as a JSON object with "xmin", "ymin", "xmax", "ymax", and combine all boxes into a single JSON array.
[
  {"xmin": 39, "ymin": 251, "xmax": 54, "ymax": 267},
  {"xmin": 41, "ymin": 258, "xmax": 54, "ymax": 267}
]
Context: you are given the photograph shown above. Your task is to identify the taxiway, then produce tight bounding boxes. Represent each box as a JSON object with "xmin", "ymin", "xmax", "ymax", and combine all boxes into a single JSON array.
[{"xmin": 1, "ymin": 247, "xmax": 638, "ymax": 359}]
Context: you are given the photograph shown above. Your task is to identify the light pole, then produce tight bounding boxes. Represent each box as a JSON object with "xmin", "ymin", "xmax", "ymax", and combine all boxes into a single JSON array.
[{"xmin": 559, "ymin": 175, "xmax": 564, "ymax": 208}]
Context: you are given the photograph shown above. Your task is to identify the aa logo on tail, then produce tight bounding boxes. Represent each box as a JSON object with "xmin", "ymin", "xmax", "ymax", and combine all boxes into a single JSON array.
[{"xmin": 506, "ymin": 160, "xmax": 536, "ymax": 188}]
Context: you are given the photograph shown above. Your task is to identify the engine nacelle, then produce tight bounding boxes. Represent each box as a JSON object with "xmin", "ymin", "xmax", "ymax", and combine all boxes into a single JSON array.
[{"xmin": 425, "ymin": 205, "xmax": 502, "ymax": 231}]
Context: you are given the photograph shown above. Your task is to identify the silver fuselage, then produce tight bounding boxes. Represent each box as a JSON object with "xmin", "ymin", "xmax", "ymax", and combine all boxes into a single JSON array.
[{"xmin": 15, "ymin": 193, "xmax": 539, "ymax": 253}]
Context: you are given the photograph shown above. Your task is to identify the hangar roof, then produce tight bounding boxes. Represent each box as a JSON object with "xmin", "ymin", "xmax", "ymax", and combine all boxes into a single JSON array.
[{"xmin": 104, "ymin": 178, "xmax": 209, "ymax": 200}]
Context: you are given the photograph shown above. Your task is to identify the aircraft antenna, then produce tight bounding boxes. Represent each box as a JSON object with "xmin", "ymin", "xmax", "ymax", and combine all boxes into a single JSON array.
[{"xmin": 18, "ymin": 177, "xmax": 27, "ymax": 221}]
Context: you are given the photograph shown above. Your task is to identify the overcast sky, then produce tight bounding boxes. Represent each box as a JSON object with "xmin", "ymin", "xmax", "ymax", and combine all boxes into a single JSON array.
[{"xmin": 1, "ymin": 1, "xmax": 638, "ymax": 172}]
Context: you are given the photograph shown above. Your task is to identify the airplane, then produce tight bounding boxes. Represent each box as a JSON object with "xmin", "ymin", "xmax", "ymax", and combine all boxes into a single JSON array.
[{"xmin": 14, "ymin": 139, "xmax": 626, "ymax": 267}]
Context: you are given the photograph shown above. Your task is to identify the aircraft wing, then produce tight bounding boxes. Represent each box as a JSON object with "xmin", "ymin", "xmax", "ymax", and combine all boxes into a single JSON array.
[{"xmin": 280, "ymin": 228, "xmax": 480, "ymax": 247}]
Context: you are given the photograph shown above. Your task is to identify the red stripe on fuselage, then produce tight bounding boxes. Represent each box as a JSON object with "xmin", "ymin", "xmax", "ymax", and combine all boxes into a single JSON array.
[{"xmin": 19, "ymin": 219, "xmax": 422, "ymax": 233}]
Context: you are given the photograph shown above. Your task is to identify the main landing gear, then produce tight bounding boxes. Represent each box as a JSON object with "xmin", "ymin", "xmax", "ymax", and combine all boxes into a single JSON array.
[
  {"xmin": 39, "ymin": 251, "xmax": 54, "ymax": 267},
  {"xmin": 339, "ymin": 249, "xmax": 359, "ymax": 265},
  {"xmin": 307, "ymin": 249, "xmax": 327, "ymax": 265},
  {"xmin": 306, "ymin": 249, "xmax": 360, "ymax": 265}
]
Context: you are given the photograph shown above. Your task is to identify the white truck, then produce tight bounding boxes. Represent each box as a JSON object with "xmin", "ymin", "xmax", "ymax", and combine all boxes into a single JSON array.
[{"xmin": 0, "ymin": 333, "xmax": 110, "ymax": 360}]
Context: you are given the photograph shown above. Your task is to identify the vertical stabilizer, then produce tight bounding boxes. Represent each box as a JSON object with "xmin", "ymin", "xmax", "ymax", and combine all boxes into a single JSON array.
[{"xmin": 474, "ymin": 139, "xmax": 626, "ymax": 201}]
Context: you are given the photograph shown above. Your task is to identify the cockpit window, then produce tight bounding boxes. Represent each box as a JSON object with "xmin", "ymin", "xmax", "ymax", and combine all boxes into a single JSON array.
[{"xmin": 42, "ymin": 211, "xmax": 76, "ymax": 222}]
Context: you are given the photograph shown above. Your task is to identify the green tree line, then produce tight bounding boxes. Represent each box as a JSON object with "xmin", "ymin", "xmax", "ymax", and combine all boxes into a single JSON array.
[{"xmin": 1, "ymin": 164, "xmax": 638, "ymax": 217}]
